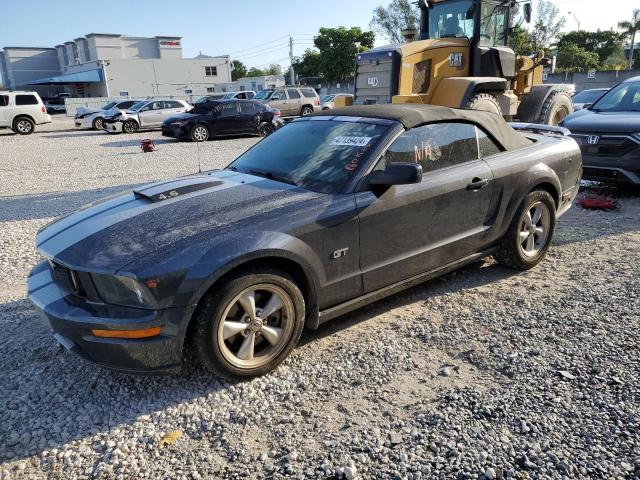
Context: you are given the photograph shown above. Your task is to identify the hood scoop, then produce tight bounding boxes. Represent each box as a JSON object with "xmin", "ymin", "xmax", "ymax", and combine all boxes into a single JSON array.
[{"xmin": 133, "ymin": 180, "xmax": 223, "ymax": 203}]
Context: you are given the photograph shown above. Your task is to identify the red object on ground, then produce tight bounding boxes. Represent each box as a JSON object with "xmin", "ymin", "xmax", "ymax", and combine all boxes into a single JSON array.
[
  {"xmin": 140, "ymin": 139, "xmax": 155, "ymax": 153},
  {"xmin": 576, "ymin": 196, "xmax": 618, "ymax": 210}
]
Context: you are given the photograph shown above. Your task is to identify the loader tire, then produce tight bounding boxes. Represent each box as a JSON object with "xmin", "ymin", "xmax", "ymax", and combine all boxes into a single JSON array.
[
  {"xmin": 538, "ymin": 90, "xmax": 573, "ymax": 126},
  {"xmin": 465, "ymin": 93, "xmax": 502, "ymax": 116}
]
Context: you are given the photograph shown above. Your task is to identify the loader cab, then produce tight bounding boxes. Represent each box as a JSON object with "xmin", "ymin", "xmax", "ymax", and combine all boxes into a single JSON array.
[{"xmin": 420, "ymin": 0, "xmax": 516, "ymax": 78}]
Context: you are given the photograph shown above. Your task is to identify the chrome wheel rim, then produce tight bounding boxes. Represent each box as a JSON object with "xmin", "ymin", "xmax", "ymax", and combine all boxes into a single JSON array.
[
  {"xmin": 218, "ymin": 283, "xmax": 294, "ymax": 369},
  {"xmin": 301, "ymin": 108, "xmax": 312, "ymax": 116},
  {"xmin": 193, "ymin": 126, "xmax": 207, "ymax": 141},
  {"xmin": 259, "ymin": 124, "xmax": 274, "ymax": 136},
  {"xmin": 519, "ymin": 201, "xmax": 550, "ymax": 257},
  {"xmin": 94, "ymin": 118, "xmax": 103, "ymax": 129},
  {"xmin": 16, "ymin": 120, "xmax": 32, "ymax": 133},
  {"xmin": 124, "ymin": 122, "xmax": 136, "ymax": 133}
]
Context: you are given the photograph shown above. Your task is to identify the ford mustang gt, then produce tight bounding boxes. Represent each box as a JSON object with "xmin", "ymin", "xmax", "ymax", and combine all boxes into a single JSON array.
[{"xmin": 28, "ymin": 105, "xmax": 582, "ymax": 379}]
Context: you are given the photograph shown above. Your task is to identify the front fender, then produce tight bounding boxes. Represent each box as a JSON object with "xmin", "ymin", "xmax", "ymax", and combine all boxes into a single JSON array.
[{"xmin": 178, "ymin": 230, "xmax": 324, "ymax": 308}]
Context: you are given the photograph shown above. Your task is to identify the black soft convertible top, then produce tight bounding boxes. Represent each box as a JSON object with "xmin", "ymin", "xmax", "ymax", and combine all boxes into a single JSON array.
[{"xmin": 311, "ymin": 104, "xmax": 532, "ymax": 151}]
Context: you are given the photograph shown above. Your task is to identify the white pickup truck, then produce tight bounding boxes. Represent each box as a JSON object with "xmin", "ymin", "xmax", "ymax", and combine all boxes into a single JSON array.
[{"xmin": 0, "ymin": 91, "xmax": 52, "ymax": 134}]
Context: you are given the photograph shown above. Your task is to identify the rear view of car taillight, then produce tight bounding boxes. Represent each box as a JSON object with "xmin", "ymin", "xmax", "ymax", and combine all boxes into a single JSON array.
[
  {"xmin": 315, "ymin": 98, "xmax": 320, "ymax": 106},
  {"xmin": 273, "ymin": 110, "xmax": 281, "ymax": 117},
  {"xmin": 41, "ymin": 106, "xmax": 46, "ymax": 113}
]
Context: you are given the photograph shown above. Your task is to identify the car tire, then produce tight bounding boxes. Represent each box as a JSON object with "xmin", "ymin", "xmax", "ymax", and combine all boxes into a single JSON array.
[
  {"xmin": 13, "ymin": 117, "xmax": 35, "ymax": 135},
  {"xmin": 122, "ymin": 120, "xmax": 139, "ymax": 134},
  {"xmin": 495, "ymin": 190, "xmax": 556, "ymax": 270},
  {"xmin": 191, "ymin": 269, "xmax": 305, "ymax": 380},
  {"xmin": 190, "ymin": 124, "xmax": 209, "ymax": 142},
  {"xmin": 258, "ymin": 122, "xmax": 275, "ymax": 137},
  {"xmin": 300, "ymin": 106, "xmax": 314, "ymax": 116},
  {"xmin": 92, "ymin": 117, "xmax": 104, "ymax": 130}
]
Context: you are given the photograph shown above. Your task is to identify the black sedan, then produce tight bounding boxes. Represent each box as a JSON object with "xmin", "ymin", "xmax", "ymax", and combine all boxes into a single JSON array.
[
  {"xmin": 28, "ymin": 105, "xmax": 581, "ymax": 379},
  {"xmin": 561, "ymin": 76, "xmax": 640, "ymax": 185},
  {"xmin": 162, "ymin": 99, "xmax": 283, "ymax": 142}
]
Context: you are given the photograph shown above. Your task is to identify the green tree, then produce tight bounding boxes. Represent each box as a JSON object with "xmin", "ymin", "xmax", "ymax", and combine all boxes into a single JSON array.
[
  {"xmin": 314, "ymin": 27, "xmax": 375, "ymax": 82},
  {"xmin": 231, "ymin": 60, "xmax": 247, "ymax": 81},
  {"xmin": 370, "ymin": 0, "xmax": 419, "ymax": 43},
  {"xmin": 246, "ymin": 67, "xmax": 267, "ymax": 77},
  {"xmin": 557, "ymin": 30, "xmax": 624, "ymax": 67},
  {"xmin": 530, "ymin": 0, "xmax": 566, "ymax": 51},
  {"xmin": 292, "ymin": 49, "xmax": 322, "ymax": 83},
  {"xmin": 509, "ymin": 24, "xmax": 535, "ymax": 56},
  {"xmin": 556, "ymin": 43, "xmax": 601, "ymax": 72},
  {"xmin": 265, "ymin": 64, "xmax": 282, "ymax": 76},
  {"xmin": 618, "ymin": 9, "xmax": 640, "ymax": 69}
]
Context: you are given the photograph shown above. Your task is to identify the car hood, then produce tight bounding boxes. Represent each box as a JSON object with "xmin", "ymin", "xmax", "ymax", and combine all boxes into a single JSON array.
[
  {"xmin": 76, "ymin": 106, "xmax": 102, "ymax": 116},
  {"xmin": 36, "ymin": 171, "xmax": 323, "ymax": 273},
  {"xmin": 562, "ymin": 108, "xmax": 640, "ymax": 133},
  {"xmin": 164, "ymin": 112, "xmax": 195, "ymax": 124}
]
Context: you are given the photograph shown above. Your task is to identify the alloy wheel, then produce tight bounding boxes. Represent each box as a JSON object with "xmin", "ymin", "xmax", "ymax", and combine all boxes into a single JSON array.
[
  {"xmin": 193, "ymin": 126, "xmax": 208, "ymax": 142},
  {"xmin": 519, "ymin": 201, "xmax": 550, "ymax": 257},
  {"xmin": 217, "ymin": 283, "xmax": 295, "ymax": 369},
  {"xmin": 16, "ymin": 120, "xmax": 33, "ymax": 134}
]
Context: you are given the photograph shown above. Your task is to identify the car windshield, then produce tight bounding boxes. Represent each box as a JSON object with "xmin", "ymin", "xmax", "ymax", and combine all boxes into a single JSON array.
[
  {"xmin": 321, "ymin": 95, "xmax": 336, "ymax": 103},
  {"xmin": 591, "ymin": 82, "xmax": 640, "ymax": 112},
  {"xmin": 573, "ymin": 89, "xmax": 608, "ymax": 104},
  {"xmin": 102, "ymin": 101, "xmax": 117, "ymax": 110},
  {"xmin": 129, "ymin": 101, "xmax": 147, "ymax": 111},
  {"xmin": 428, "ymin": 0, "xmax": 476, "ymax": 40},
  {"xmin": 227, "ymin": 119, "xmax": 390, "ymax": 194},
  {"xmin": 254, "ymin": 90, "xmax": 274, "ymax": 100}
]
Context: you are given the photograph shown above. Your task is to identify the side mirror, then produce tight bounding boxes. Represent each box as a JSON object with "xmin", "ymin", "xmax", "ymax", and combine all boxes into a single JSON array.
[
  {"xmin": 368, "ymin": 162, "xmax": 423, "ymax": 186},
  {"xmin": 583, "ymin": 103, "xmax": 593, "ymax": 109},
  {"xmin": 523, "ymin": 3, "xmax": 532, "ymax": 23}
]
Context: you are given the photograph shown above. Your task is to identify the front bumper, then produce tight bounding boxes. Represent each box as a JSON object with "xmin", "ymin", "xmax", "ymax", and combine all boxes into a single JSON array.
[
  {"xmin": 74, "ymin": 117, "xmax": 93, "ymax": 128},
  {"xmin": 103, "ymin": 120, "xmax": 124, "ymax": 133},
  {"xmin": 571, "ymin": 134, "xmax": 640, "ymax": 185},
  {"xmin": 162, "ymin": 124, "xmax": 189, "ymax": 139},
  {"xmin": 27, "ymin": 261, "xmax": 195, "ymax": 374}
]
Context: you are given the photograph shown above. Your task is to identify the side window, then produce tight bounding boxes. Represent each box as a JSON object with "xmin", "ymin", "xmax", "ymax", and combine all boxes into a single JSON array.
[
  {"xmin": 166, "ymin": 101, "xmax": 182, "ymax": 109},
  {"xmin": 219, "ymin": 102, "xmax": 238, "ymax": 117},
  {"xmin": 0, "ymin": 95, "xmax": 9, "ymax": 107},
  {"xmin": 239, "ymin": 102, "xmax": 255, "ymax": 114},
  {"xmin": 271, "ymin": 90, "xmax": 286, "ymax": 100},
  {"xmin": 287, "ymin": 89, "xmax": 301, "ymax": 99},
  {"xmin": 476, "ymin": 127, "xmax": 503, "ymax": 157},
  {"xmin": 119, "ymin": 101, "xmax": 135, "ymax": 109},
  {"xmin": 301, "ymin": 88, "xmax": 317, "ymax": 98},
  {"xmin": 383, "ymin": 123, "xmax": 479, "ymax": 174},
  {"xmin": 15, "ymin": 95, "xmax": 39, "ymax": 106}
]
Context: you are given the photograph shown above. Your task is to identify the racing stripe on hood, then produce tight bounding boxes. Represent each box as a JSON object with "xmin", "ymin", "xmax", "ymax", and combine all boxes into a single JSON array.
[{"xmin": 37, "ymin": 173, "xmax": 264, "ymax": 261}]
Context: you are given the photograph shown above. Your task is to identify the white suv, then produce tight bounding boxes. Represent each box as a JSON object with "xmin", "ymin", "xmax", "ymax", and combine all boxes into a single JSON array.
[{"xmin": 0, "ymin": 91, "xmax": 52, "ymax": 135}]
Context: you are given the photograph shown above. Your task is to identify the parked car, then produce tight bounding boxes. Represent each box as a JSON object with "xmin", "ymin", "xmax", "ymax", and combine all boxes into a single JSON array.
[
  {"xmin": 75, "ymin": 99, "xmax": 141, "ymax": 130},
  {"xmin": 44, "ymin": 98, "xmax": 67, "ymax": 115},
  {"xmin": 561, "ymin": 76, "xmax": 640, "ymax": 185},
  {"xmin": 320, "ymin": 93, "xmax": 354, "ymax": 110},
  {"xmin": 162, "ymin": 99, "xmax": 283, "ymax": 141},
  {"xmin": 255, "ymin": 86, "xmax": 319, "ymax": 117},
  {"xmin": 28, "ymin": 104, "xmax": 581, "ymax": 379},
  {"xmin": 0, "ymin": 90, "xmax": 51, "ymax": 135},
  {"xmin": 572, "ymin": 88, "xmax": 609, "ymax": 111},
  {"xmin": 221, "ymin": 91, "xmax": 256, "ymax": 100},
  {"xmin": 102, "ymin": 99, "xmax": 191, "ymax": 133},
  {"xmin": 195, "ymin": 94, "xmax": 226, "ymax": 103}
]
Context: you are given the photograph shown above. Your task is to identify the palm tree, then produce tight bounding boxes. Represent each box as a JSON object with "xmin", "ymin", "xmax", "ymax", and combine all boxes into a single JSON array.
[{"xmin": 618, "ymin": 9, "xmax": 640, "ymax": 69}]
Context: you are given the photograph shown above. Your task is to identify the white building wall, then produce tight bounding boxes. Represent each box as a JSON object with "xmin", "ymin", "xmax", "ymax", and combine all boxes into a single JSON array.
[
  {"xmin": 120, "ymin": 37, "xmax": 160, "ymax": 59},
  {"xmin": 1, "ymin": 47, "xmax": 61, "ymax": 91},
  {"xmin": 102, "ymin": 57, "xmax": 232, "ymax": 97}
]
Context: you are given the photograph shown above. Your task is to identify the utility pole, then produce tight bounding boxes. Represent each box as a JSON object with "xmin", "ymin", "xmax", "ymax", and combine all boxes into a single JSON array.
[{"xmin": 289, "ymin": 36, "xmax": 295, "ymax": 85}]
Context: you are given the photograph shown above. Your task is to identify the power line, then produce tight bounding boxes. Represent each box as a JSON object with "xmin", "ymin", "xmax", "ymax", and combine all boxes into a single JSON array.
[
  {"xmin": 234, "ymin": 44, "xmax": 289, "ymax": 61},
  {"xmin": 226, "ymin": 35, "xmax": 289, "ymax": 56}
]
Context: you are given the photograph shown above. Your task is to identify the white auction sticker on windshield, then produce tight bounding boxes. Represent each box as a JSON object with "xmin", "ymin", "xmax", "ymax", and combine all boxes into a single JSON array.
[{"xmin": 330, "ymin": 136, "xmax": 372, "ymax": 147}]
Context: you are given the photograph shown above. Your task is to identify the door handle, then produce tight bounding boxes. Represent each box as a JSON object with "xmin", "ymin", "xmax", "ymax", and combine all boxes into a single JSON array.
[{"xmin": 466, "ymin": 177, "xmax": 490, "ymax": 190}]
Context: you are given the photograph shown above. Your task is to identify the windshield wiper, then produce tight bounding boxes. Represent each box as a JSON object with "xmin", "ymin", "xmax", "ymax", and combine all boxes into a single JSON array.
[{"xmin": 249, "ymin": 168, "xmax": 299, "ymax": 187}]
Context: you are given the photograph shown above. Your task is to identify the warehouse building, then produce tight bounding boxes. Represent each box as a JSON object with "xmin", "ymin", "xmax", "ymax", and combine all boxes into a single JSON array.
[{"xmin": 0, "ymin": 34, "xmax": 232, "ymax": 98}]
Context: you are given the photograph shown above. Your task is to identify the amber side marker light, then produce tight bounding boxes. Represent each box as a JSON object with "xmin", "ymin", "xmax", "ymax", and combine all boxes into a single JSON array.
[{"xmin": 92, "ymin": 327, "xmax": 161, "ymax": 339}]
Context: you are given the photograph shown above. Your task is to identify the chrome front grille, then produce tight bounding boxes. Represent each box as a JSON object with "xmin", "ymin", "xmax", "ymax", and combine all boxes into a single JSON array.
[{"xmin": 570, "ymin": 133, "xmax": 640, "ymax": 157}]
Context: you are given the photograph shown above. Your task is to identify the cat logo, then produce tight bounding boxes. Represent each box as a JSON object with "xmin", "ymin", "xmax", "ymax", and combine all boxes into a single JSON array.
[
  {"xmin": 449, "ymin": 52, "xmax": 464, "ymax": 69},
  {"xmin": 367, "ymin": 76, "xmax": 379, "ymax": 87}
]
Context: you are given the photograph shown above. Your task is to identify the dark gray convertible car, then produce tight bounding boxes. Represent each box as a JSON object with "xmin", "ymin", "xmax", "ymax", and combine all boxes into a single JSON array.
[{"xmin": 28, "ymin": 105, "xmax": 582, "ymax": 378}]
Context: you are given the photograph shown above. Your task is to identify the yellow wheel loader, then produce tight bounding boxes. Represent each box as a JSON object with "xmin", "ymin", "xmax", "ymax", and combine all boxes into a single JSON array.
[{"xmin": 344, "ymin": 0, "xmax": 572, "ymax": 125}]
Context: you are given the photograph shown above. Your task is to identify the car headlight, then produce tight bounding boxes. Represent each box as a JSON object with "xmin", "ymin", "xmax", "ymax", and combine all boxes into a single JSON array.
[{"xmin": 91, "ymin": 273, "xmax": 157, "ymax": 309}]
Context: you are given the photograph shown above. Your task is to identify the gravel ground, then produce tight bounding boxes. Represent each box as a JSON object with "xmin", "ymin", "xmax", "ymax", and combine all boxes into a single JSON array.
[{"xmin": 1, "ymin": 124, "xmax": 639, "ymax": 479}]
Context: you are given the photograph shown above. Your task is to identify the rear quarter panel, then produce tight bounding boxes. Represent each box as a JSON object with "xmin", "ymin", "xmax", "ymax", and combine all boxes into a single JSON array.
[{"xmin": 484, "ymin": 135, "xmax": 581, "ymax": 242}]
